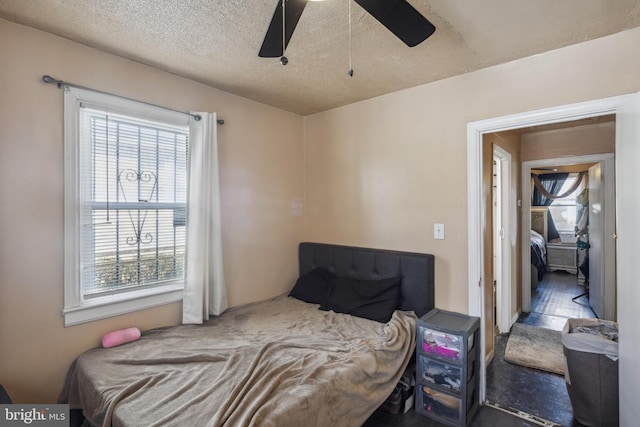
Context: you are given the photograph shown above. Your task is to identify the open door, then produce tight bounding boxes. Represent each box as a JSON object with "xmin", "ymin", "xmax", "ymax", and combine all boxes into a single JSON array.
[
  {"xmin": 493, "ymin": 146, "xmax": 512, "ymax": 334},
  {"xmin": 587, "ymin": 161, "xmax": 616, "ymax": 320},
  {"xmin": 615, "ymin": 92, "xmax": 640, "ymax": 426}
]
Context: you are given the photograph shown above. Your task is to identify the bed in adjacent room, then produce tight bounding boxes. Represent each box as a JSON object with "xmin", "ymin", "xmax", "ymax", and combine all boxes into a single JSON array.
[
  {"xmin": 530, "ymin": 229, "xmax": 547, "ymax": 288},
  {"xmin": 60, "ymin": 242, "xmax": 435, "ymax": 427},
  {"xmin": 530, "ymin": 206, "xmax": 550, "ymax": 289}
]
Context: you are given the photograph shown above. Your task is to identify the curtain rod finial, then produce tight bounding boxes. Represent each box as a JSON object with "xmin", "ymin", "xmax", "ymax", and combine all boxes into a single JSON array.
[{"xmin": 42, "ymin": 75, "xmax": 63, "ymax": 88}]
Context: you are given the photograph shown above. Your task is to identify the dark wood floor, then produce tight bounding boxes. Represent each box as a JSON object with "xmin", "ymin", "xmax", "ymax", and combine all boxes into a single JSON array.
[
  {"xmin": 486, "ymin": 329, "xmax": 576, "ymax": 426},
  {"xmin": 487, "ymin": 271, "xmax": 595, "ymax": 426},
  {"xmin": 486, "ymin": 271, "xmax": 596, "ymax": 427},
  {"xmin": 366, "ymin": 271, "xmax": 596, "ymax": 427},
  {"xmin": 364, "ymin": 403, "xmax": 539, "ymax": 427},
  {"xmin": 530, "ymin": 271, "xmax": 595, "ymax": 321}
]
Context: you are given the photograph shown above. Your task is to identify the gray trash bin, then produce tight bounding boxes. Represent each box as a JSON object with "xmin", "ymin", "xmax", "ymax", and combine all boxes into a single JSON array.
[{"xmin": 561, "ymin": 318, "xmax": 619, "ymax": 427}]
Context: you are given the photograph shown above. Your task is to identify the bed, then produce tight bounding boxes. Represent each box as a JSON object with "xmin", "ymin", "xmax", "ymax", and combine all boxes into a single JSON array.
[
  {"xmin": 60, "ymin": 242, "xmax": 435, "ymax": 427},
  {"xmin": 530, "ymin": 206, "xmax": 549, "ymax": 289},
  {"xmin": 530, "ymin": 229, "xmax": 547, "ymax": 287}
]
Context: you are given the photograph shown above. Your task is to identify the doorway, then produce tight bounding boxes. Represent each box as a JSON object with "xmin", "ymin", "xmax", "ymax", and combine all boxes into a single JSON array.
[
  {"xmin": 484, "ymin": 132, "xmax": 613, "ymax": 423},
  {"xmin": 521, "ymin": 154, "xmax": 616, "ymax": 320},
  {"xmin": 466, "ymin": 94, "xmax": 638, "ymax": 417}
]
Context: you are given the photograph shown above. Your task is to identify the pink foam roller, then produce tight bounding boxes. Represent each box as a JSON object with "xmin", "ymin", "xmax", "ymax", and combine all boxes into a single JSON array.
[{"xmin": 101, "ymin": 327, "xmax": 141, "ymax": 348}]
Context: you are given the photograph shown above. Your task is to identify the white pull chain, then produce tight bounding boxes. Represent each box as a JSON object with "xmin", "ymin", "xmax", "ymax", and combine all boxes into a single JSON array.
[
  {"xmin": 281, "ymin": 0, "xmax": 288, "ymax": 65},
  {"xmin": 348, "ymin": 0, "xmax": 353, "ymax": 77}
]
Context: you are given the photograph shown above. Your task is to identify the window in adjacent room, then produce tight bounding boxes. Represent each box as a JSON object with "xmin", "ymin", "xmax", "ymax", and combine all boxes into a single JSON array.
[
  {"xmin": 548, "ymin": 173, "xmax": 583, "ymax": 239},
  {"xmin": 63, "ymin": 87, "xmax": 190, "ymax": 326}
]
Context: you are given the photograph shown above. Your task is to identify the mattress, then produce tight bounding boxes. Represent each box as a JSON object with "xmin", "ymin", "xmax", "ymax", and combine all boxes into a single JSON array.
[{"xmin": 60, "ymin": 294, "xmax": 416, "ymax": 427}]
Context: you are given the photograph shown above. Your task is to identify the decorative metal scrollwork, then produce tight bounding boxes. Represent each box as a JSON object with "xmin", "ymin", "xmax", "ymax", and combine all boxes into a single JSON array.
[
  {"xmin": 126, "ymin": 231, "xmax": 154, "ymax": 246},
  {"xmin": 118, "ymin": 168, "xmax": 158, "ymax": 246}
]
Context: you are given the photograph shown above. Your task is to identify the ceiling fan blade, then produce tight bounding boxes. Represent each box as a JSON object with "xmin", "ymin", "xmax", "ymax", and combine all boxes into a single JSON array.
[
  {"xmin": 354, "ymin": 0, "xmax": 435, "ymax": 47},
  {"xmin": 259, "ymin": 0, "xmax": 308, "ymax": 57}
]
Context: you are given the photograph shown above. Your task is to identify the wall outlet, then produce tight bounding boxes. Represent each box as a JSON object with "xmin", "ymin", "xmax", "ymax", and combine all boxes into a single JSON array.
[{"xmin": 434, "ymin": 223, "xmax": 445, "ymax": 240}]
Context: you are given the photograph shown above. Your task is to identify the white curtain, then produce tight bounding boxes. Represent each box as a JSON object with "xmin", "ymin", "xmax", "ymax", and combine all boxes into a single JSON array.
[{"xmin": 182, "ymin": 112, "xmax": 227, "ymax": 324}]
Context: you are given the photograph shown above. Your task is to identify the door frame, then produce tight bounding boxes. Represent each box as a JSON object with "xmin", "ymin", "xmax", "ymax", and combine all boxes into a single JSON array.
[
  {"xmin": 467, "ymin": 94, "xmax": 631, "ymax": 403},
  {"xmin": 520, "ymin": 154, "xmax": 615, "ymax": 314},
  {"xmin": 493, "ymin": 145, "xmax": 512, "ymax": 334}
]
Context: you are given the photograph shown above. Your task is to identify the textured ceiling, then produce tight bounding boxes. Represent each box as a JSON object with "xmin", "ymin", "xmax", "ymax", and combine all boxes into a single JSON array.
[{"xmin": 2, "ymin": 0, "xmax": 640, "ymax": 115}]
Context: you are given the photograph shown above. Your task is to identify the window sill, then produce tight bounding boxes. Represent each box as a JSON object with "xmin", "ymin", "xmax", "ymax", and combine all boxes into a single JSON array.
[{"xmin": 63, "ymin": 284, "xmax": 183, "ymax": 327}]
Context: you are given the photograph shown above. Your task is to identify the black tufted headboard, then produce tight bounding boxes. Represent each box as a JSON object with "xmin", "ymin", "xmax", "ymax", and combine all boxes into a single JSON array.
[{"xmin": 298, "ymin": 242, "xmax": 435, "ymax": 318}]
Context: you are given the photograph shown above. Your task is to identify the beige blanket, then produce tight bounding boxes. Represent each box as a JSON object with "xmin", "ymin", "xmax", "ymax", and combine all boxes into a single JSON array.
[{"xmin": 61, "ymin": 295, "xmax": 416, "ymax": 427}]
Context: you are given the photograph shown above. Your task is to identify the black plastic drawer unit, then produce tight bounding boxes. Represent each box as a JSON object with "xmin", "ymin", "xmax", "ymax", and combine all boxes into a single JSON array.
[{"xmin": 415, "ymin": 309, "xmax": 480, "ymax": 427}]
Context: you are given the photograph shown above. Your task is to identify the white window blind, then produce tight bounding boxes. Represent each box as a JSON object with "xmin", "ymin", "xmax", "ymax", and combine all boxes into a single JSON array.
[
  {"xmin": 79, "ymin": 107, "xmax": 189, "ymax": 297},
  {"xmin": 64, "ymin": 86, "xmax": 192, "ymax": 326}
]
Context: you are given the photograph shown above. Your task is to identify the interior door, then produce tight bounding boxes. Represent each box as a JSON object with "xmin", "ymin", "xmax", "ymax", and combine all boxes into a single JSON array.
[
  {"xmin": 493, "ymin": 158, "xmax": 501, "ymax": 332},
  {"xmin": 616, "ymin": 92, "xmax": 640, "ymax": 427},
  {"xmin": 588, "ymin": 158, "xmax": 616, "ymax": 320},
  {"xmin": 493, "ymin": 147, "xmax": 512, "ymax": 335},
  {"xmin": 588, "ymin": 163, "xmax": 605, "ymax": 318}
]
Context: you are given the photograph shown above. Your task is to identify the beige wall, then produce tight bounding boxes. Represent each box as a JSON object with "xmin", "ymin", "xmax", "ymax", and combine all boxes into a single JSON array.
[
  {"xmin": 304, "ymin": 27, "xmax": 640, "ymax": 315},
  {"xmin": 521, "ymin": 121, "xmax": 616, "ymax": 161},
  {"xmin": 0, "ymin": 20, "xmax": 305, "ymax": 403},
  {"xmin": 3, "ymin": 16, "xmax": 640, "ymax": 408}
]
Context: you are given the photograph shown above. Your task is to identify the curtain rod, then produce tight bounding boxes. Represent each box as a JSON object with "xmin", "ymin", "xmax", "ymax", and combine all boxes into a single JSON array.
[{"xmin": 42, "ymin": 75, "xmax": 224, "ymax": 125}]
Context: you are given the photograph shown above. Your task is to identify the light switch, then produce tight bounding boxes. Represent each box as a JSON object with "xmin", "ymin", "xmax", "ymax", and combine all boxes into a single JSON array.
[{"xmin": 434, "ymin": 223, "xmax": 445, "ymax": 240}]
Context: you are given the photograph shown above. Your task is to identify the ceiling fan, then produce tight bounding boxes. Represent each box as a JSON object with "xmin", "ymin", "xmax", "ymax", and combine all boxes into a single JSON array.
[{"xmin": 258, "ymin": 0, "xmax": 436, "ymax": 59}]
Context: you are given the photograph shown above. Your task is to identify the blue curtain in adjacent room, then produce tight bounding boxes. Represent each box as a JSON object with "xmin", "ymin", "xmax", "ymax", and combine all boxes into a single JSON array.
[{"xmin": 532, "ymin": 172, "xmax": 569, "ymax": 242}]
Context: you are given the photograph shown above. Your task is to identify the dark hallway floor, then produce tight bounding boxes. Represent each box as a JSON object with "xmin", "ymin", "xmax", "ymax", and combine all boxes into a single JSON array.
[
  {"xmin": 366, "ymin": 271, "xmax": 596, "ymax": 427},
  {"xmin": 485, "ymin": 271, "xmax": 596, "ymax": 427},
  {"xmin": 529, "ymin": 270, "xmax": 595, "ymax": 321},
  {"xmin": 486, "ymin": 327, "xmax": 576, "ymax": 426}
]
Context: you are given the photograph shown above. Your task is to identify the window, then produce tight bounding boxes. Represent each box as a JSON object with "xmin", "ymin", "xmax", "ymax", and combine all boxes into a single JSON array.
[
  {"xmin": 64, "ymin": 87, "xmax": 190, "ymax": 326},
  {"xmin": 548, "ymin": 173, "xmax": 583, "ymax": 234}
]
